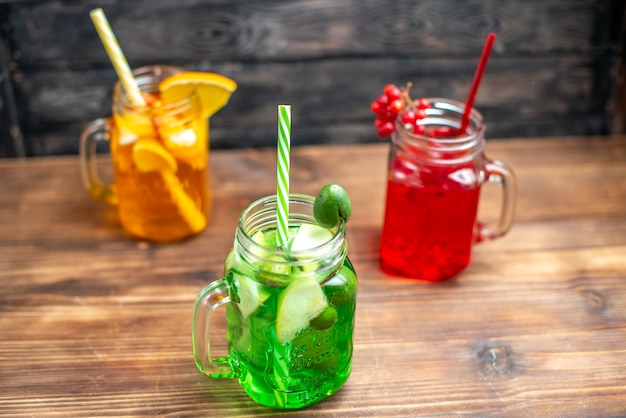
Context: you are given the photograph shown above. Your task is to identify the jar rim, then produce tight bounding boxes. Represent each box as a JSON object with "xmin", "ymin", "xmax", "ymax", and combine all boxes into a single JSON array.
[
  {"xmin": 113, "ymin": 65, "xmax": 196, "ymax": 112},
  {"xmin": 236, "ymin": 194, "xmax": 347, "ymax": 268},
  {"xmin": 392, "ymin": 97, "xmax": 486, "ymax": 165},
  {"xmin": 395, "ymin": 97, "xmax": 485, "ymax": 142}
]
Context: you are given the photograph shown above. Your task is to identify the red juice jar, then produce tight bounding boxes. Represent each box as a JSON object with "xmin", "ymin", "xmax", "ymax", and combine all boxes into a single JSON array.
[{"xmin": 380, "ymin": 98, "xmax": 516, "ymax": 281}]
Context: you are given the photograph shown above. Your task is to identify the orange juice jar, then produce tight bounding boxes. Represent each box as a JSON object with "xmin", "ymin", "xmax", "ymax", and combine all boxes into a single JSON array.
[{"xmin": 81, "ymin": 65, "xmax": 210, "ymax": 242}]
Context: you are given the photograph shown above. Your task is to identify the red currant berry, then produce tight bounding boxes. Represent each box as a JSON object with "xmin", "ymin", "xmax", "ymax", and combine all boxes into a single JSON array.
[
  {"xmin": 415, "ymin": 109, "xmax": 427, "ymax": 120},
  {"xmin": 382, "ymin": 108, "xmax": 396, "ymax": 120},
  {"xmin": 389, "ymin": 99, "xmax": 404, "ymax": 115},
  {"xmin": 401, "ymin": 110, "xmax": 417, "ymax": 125},
  {"xmin": 377, "ymin": 121, "xmax": 395, "ymax": 137},
  {"xmin": 376, "ymin": 94, "xmax": 389, "ymax": 107},
  {"xmin": 370, "ymin": 100, "xmax": 383, "ymax": 115},
  {"xmin": 383, "ymin": 84, "xmax": 402, "ymax": 101},
  {"xmin": 374, "ymin": 117, "xmax": 386, "ymax": 129},
  {"xmin": 413, "ymin": 124, "xmax": 426, "ymax": 135},
  {"xmin": 416, "ymin": 98, "xmax": 431, "ymax": 110}
]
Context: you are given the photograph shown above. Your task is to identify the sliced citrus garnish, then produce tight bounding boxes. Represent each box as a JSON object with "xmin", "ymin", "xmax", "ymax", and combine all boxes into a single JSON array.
[
  {"xmin": 114, "ymin": 112, "xmax": 155, "ymax": 140},
  {"xmin": 160, "ymin": 170, "xmax": 207, "ymax": 233},
  {"xmin": 131, "ymin": 138, "xmax": 178, "ymax": 172},
  {"xmin": 158, "ymin": 72, "xmax": 237, "ymax": 118},
  {"xmin": 132, "ymin": 138, "xmax": 207, "ymax": 233}
]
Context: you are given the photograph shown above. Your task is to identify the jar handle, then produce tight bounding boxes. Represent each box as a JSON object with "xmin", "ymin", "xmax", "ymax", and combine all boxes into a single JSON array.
[
  {"xmin": 192, "ymin": 278, "xmax": 235, "ymax": 378},
  {"xmin": 79, "ymin": 118, "xmax": 118, "ymax": 205},
  {"xmin": 476, "ymin": 159, "xmax": 516, "ymax": 243}
]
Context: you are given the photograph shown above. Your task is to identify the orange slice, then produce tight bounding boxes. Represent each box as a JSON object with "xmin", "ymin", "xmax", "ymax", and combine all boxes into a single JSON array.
[
  {"xmin": 131, "ymin": 138, "xmax": 206, "ymax": 233},
  {"xmin": 132, "ymin": 138, "xmax": 178, "ymax": 173},
  {"xmin": 158, "ymin": 72, "xmax": 237, "ymax": 118},
  {"xmin": 160, "ymin": 170, "xmax": 207, "ymax": 233}
]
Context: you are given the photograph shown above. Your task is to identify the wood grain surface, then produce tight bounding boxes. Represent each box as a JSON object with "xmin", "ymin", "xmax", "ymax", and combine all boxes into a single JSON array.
[
  {"xmin": 0, "ymin": 0, "xmax": 623, "ymax": 156},
  {"xmin": 1, "ymin": 136, "xmax": 626, "ymax": 416}
]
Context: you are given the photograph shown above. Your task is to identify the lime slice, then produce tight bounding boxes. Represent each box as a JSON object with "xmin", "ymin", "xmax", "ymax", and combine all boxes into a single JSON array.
[
  {"xmin": 289, "ymin": 223, "xmax": 333, "ymax": 252},
  {"xmin": 232, "ymin": 273, "xmax": 270, "ymax": 319},
  {"xmin": 314, "ymin": 184, "xmax": 352, "ymax": 228},
  {"xmin": 276, "ymin": 276, "xmax": 328, "ymax": 344}
]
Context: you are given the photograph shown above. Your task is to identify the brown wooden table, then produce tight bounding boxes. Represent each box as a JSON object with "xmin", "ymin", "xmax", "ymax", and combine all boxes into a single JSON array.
[{"xmin": 1, "ymin": 136, "xmax": 626, "ymax": 416}]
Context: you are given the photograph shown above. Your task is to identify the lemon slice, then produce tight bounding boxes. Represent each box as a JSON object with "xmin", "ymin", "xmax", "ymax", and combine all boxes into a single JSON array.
[
  {"xmin": 276, "ymin": 276, "xmax": 328, "ymax": 344},
  {"xmin": 158, "ymin": 72, "xmax": 237, "ymax": 118}
]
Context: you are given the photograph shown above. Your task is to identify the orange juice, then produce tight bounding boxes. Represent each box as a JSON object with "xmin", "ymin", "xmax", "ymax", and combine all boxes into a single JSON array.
[
  {"xmin": 109, "ymin": 66, "xmax": 209, "ymax": 242},
  {"xmin": 80, "ymin": 65, "xmax": 236, "ymax": 242}
]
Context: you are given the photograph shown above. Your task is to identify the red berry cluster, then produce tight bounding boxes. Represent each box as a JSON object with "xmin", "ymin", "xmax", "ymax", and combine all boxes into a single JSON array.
[{"xmin": 370, "ymin": 84, "xmax": 431, "ymax": 137}]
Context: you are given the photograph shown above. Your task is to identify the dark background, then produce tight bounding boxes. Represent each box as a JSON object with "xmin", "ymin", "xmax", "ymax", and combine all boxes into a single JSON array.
[{"xmin": 1, "ymin": 0, "xmax": 625, "ymax": 158}]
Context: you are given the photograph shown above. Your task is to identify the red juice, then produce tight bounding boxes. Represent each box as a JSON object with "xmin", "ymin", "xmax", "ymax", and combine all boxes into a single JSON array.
[
  {"xmin": 377, "ymin": 98, "xmax": 516, "ymax": 281},
  {"xmin": 380, "ymin": 157, "xmax": 481, "ymax": 281}
]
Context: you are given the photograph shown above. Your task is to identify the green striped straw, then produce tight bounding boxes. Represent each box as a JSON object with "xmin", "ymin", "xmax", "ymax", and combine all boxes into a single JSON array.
[
  {"xmin": 271, "ymin": 331, "xmax": 290, "ymax": 407},
  {"xmin": 273, "ymin": 104, "xmax": 292, "ymax": 406},
  {"xmin": 276, "ymin": 105, "xmax": 291, "ymax": 249}
]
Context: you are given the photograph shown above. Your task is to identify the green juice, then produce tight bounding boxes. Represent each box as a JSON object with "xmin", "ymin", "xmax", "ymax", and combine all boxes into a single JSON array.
[
  {"xmin": 223, "ymin": 224, "xmax": 357, "ymax": 409},
  {"xmin": 193, "ymin": 194, "xmax": 357, "ymax": 409}
]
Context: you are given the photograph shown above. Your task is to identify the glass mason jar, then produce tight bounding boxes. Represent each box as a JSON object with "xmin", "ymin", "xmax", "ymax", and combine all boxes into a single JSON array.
[
  {"xmin": 193, "ymin": 194, "xmax": 357, "ymax": 409},
  {"xmin": 380, "ymin": 98, "xmax": 516, "ymax": 281},
  {"xmin": 80, "ymin": 65, "xmax": 210, "ymax": 242}
]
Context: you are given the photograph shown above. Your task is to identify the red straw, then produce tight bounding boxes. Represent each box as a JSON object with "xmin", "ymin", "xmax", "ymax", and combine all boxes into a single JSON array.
[
  {"xmin": 459, "ymin": 32, "xmax": 496, "ymax": 133},
  {"xmin": 434, "ymin": 32, "xmax": 496, "ymax": 137}
]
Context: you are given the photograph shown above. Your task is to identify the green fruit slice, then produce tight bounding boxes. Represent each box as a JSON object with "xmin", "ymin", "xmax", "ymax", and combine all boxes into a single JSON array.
[
  {"xmin": 313, "ymin": 184, "xmax": 352, "ymax": 228},
  {"xmin": 232, "ymin": 273, "xmax": 270, "ymax": 318},
  {"xmin": 257, "ymin": 254, "xmax": 292, "ymax": 288},
  {"xmin": 249, "ymin": 229, "xmax": 291, "ymax": 287},
  {"xmin": 324, "ymin": 265, "xmax": 357, "ymax": 306},
  {"xmin": 289, "ymin": 223, "xmax": 333, "ymax": 252},
  {"xmin": 251, "ymin": 228, "xmax": 278, "ymax": 249},
  {"xmin": 251, "ymin": 226, "xmax": 297, "ymax": 250},
  {"xmin": 276, "ymin": 276, "xmax": 328, "ymax": 344},
  {"xmin": 310, "ymin": 306, "xmax": 338, "ymax": 330}
]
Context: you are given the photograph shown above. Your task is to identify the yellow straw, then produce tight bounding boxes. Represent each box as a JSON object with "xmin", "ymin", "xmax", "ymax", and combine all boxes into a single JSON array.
[{"xmin": 89, "ymin": 8, "xmax": 146, "ymax": 106}]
